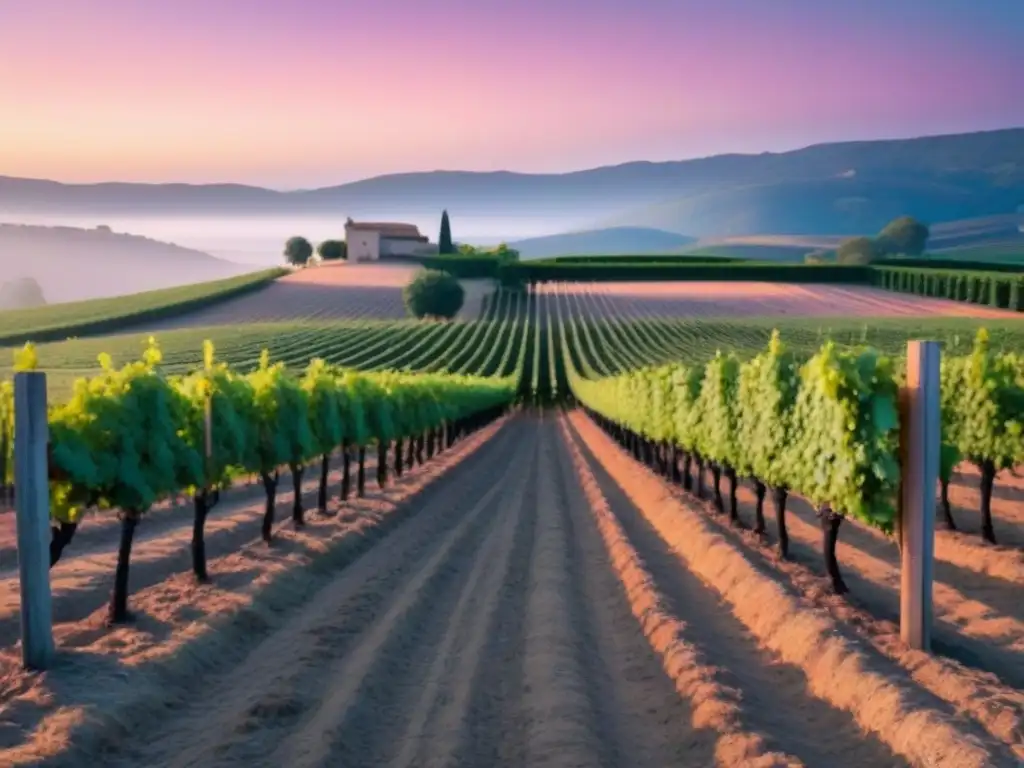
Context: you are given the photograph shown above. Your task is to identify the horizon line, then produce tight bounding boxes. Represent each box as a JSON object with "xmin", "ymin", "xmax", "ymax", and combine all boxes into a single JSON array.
[{"xmin": 2, "ymin": 124, "xmax": 1021, "ymax": 193}]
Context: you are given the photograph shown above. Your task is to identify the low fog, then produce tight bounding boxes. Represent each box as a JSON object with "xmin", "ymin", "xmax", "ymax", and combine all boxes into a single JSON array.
[
  {"xmin": 3, "ymin": 213, "xmax": 586, "ymax": 267},
  {"xmin": 0, "ymin": 212, "xmax": 590, "ymax": 308}
]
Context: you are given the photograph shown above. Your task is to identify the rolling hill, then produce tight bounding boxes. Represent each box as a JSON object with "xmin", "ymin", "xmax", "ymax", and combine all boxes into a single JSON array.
[
  {"xmin": 508, "ymin": 227, "xmax": 696, "ymax": 259},
  {"xmin": 679, "ymin": 214, "xmax": 1024, "ymax": 263},
  {"xmin": 2, "ymin": 128, "xmax": 1022, "ymax": 239},
  {"xmin": 0, "ymin": 223, "xmax": 253, "ymax": 304},
  {"xmin": 600, "ymin": 176, "xmax": 1024, "ymax": 238}
]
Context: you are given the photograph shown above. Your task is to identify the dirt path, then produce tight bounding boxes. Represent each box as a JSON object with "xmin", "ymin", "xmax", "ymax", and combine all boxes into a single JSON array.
[{"xmin": 71, "ymin": 416, "xmax": 707, "ymax": 768}]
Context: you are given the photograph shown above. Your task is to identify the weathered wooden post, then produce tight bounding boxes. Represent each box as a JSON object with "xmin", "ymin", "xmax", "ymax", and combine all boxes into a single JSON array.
[
  {"xmin": 14, "ymin": 371, "xmax": 55, "ymax": 669},
  {"xmin": 899, "ymin": 341, "xmax": 939, "ymax": 651}
]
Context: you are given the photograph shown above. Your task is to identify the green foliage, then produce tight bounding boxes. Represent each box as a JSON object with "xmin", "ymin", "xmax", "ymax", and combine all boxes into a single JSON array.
[
  {"xmin": 403, "ymin": 269, "xmax": 465, "ymax": 319},
  {"xmin": 284, "ymin": 236, "xmax": 314, "ymax": 266},
  {"xmin": 803, "ymin": 250, "xmax": 833, "ymax": 265},
  {"xmin": 950, "ymin": 329, "xmax": 1024, "ymax": 470},
  {"xmin": 877, "ymin": 216, "xmax": 930, "ymax": 256},
  {"xmin": 736, "ymin": 331, "xmax": 800, "ymax": 488},
  {"xmin": 48, "ymin": 338, "xmax": 203, "ymax": 522},
  {"xmin": 317, "ymin": 239, "xmax": 347, "ymax": 261},
  {"xmin": 176, "ymin": 341, "xmax": 257, "ymax": 490},
  {"xmin": 694, "ymin": 352, "xmax": 742, "ymax": 469},
  {"xmin": 785, "ymin": 344, "xmax": 901, "ymax": 531},
  {"xmin": 22, "ymin": 337, "xmax": 514, "ymax": 525},
  {"xmin": 439, "ymin": 210, "xmax": 454, "ymax": 255},
  {"xmin": 568, "ymin": 333, "xmax": 904, "ymax": 533},
  {"xmin": 836, "ymin": 236, "xmax": 879, "ymax": 266}
]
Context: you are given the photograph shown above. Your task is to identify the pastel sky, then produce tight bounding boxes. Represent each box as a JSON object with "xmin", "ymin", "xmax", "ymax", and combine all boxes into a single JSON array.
[{"xmin": 2, "ymin": 0, "xmax": 1023, "ymax": 188}]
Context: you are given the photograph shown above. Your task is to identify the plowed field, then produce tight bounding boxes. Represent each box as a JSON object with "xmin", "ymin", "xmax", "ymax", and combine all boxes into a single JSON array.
[
  {"xmin": 537, "ymin": 281, "xmax": 1019, "ymax": 319},
  {"xmin": 1, "ymin": 414, "xmax": 1018, "ymax": 767},
  {"xmin": 141, "ymin": 262, "xmax": 490, "ymax": 328}
]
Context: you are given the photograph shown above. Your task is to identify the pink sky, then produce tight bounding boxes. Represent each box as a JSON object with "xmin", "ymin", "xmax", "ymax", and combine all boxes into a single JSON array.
[{"xmin": 1, "ymin": 0, "xmax": 1022, "ymax": 188}]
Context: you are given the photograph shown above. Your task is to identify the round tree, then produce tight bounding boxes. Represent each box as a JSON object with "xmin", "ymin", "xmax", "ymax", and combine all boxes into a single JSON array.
[
  {"xmin": 836, "ymin": 236, "xmax": 878, "ymax": 265},
  {"xmin": 317, "ymin": 239, "xmax": 347, "ymax": 261},
  {"xmin": 403, "ymin": 269, "xmax": 464, "ymax": 319},
  {"xmin": 877, "ymin": 216, "xmax": 929, "ymax": 256},
  {"xmin": 284, "ymin": 236, "xmax": 313, "ymax": 266},
  {"xmin": 0, "ymin": 277, "xmax": 46, "ymax": 310}
]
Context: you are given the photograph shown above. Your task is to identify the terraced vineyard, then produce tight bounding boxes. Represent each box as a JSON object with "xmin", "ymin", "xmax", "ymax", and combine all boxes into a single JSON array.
[{"xmin": 1, "ymin": 275, "xmax": 1023, "ymax": 767}]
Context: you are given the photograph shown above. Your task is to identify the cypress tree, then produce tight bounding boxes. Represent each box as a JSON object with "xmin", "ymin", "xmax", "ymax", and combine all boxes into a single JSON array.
[{"xmin": 439, "ymin": 210, "xmax": 454, "ymax": 254}]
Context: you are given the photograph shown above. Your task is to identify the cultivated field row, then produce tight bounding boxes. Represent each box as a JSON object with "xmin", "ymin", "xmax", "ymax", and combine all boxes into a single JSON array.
[
  {"xmin": 3, "ymin": 413, "xmax": 1018, "ymax": 766},
  {"xmin": 7, "ymin": 279, "xmax": 1024, "ymax": 404}
]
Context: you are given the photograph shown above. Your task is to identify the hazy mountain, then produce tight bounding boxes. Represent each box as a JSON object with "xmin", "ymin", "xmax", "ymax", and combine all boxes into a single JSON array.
[
  {"xmin": 508, "ymin": 227, "xmax": 696, "ymax": 259},
  {"xmin": 600, "ymin": 175, "xmax": 1024, "ymax": 237},
  {"xmin": 0, "ymin": 224, "xmax": 252, "ymax": 304},
  {"xmin": 2, "ymin": 127, "xmax": 1023, "ymax": 238}
]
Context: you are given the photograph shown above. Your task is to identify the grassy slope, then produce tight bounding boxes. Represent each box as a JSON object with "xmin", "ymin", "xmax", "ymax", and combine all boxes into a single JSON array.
[
  {"xmin": 0, "ymin": 223, "xmax": 255, "ymax": 304},
  {"xmin": 0, "ymin": 268, "xmax": 287, "ymax": 346}
]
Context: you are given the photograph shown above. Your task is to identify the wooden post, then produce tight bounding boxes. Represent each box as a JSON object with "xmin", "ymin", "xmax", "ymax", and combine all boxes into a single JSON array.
[
  {"xmin": 14, "ymin": 372, "xmax": 55, "ymax": 670},
  {"xmin": 900, "ymin": 341, "xmax": 939, "ymax": 651}
]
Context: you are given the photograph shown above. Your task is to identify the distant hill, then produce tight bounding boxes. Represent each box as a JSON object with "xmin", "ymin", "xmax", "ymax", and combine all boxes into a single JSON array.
[
  {"xmin": 0, "ymin": 224, "xmax": 252, "ymax": 304},
  {"xmin": 2, "ymin": 128, "xmax": 1023, "ymax": 238},
  {"xmin": 508, "ymin": 227, "xmax": 696, "ymax": 259},
  {"xmin": 602, "ymin": 176, "xmax": 1024, "ymax": 237},
  {"xmin": 682, "ymin": 214, "xmax": 1024, "ymax": 263}
]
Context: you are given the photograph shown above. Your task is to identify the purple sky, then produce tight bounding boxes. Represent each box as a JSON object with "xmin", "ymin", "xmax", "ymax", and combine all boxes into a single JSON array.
[{"xmin": 1, "ymin": 0, "xmax": 1022, "ymax": 187}]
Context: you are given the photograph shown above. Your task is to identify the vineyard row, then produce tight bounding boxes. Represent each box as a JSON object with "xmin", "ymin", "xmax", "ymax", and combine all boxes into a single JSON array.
[
  {"xmin": 1, "ymin": 340, "xmax": 518, "ymax": 623},
  {"xmin": 563, "ymin": 323, "xmax": 1022, "ymax": 597}
]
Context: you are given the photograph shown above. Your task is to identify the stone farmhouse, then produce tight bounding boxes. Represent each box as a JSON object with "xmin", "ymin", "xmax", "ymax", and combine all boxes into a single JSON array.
[{"xmin": 344, "ymin": 218, "xmax": 438, "ymax": 262}]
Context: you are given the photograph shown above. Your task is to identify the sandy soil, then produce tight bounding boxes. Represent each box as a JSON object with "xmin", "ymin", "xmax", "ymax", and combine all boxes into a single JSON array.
[
  {"xmin": 1, "ymin": 414, "xmax": 986, "ymax": 767},
  {"xmin": 564, "ymin": 410, "xmax": 1024, "ymax": 760},
  {"xmin": 0, "ymin": 422, "xmax": 497, "ymax": 765},
  {"xmin": 537, "ymin": 281, "xmax": 1019, "ymax": 319},
  {"xmin": 564, "ymin": 411, "xmax": 1016, "ymax": 766},
  {"xmin": 140, "ymin": 262, "xmax": 490, "ymax": 329}
]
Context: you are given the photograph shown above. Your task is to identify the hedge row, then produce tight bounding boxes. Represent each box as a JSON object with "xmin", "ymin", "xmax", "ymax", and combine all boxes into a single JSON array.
[
  {"xmin": 882, "ymin": 257, "xmax": 1024, "ymax": 274},
  {"xmin": 498, "ymin": 262, "xmax": 873, "ymax": 283},
  {"xmin": 540, "ymin": 253, "xmax": 742, "ymax": 265},
  {"xmin": 872, "ymin": 267, "xmax": 1024, "ymax": 312}
]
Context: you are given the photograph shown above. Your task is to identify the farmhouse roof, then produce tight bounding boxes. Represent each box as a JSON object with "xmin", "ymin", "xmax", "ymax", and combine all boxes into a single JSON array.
[{"xmin": 345, "ymin": 219, "xmax": 424, "ymax": 238}]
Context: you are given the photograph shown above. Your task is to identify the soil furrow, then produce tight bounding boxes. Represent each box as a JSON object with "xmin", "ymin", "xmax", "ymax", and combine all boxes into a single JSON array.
[
  {"xmin": 141, "ymin": 425, "xmax": 521, "ymax": 767},
  {"xmin": 716, "ymin": 474, "xmax": 1024, "ymax": 691},
  {"xmin": 261, "ymin": 435, "xmax": 528, "ymax": 768},
  {"xmin": 387, "ymin": 427, "xmax": 540, "ymax": 768},
  {"xmin": 519, "ymin": 419, "xmax": 608, "ymax": 768},
  {"xmin": 0, "ymin": 456, "xmax": 387, "ymax": 646},
  {"xmin": 561, "ymin": 415, "xmax": 907, "ymax": 767},
  {"xmin": 548, "ymin": 416, "xmax": 728, "ymax": 767},
  {"xmin": 565, "ymin": 410, "xmax": 997, "ymax": 768}
]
